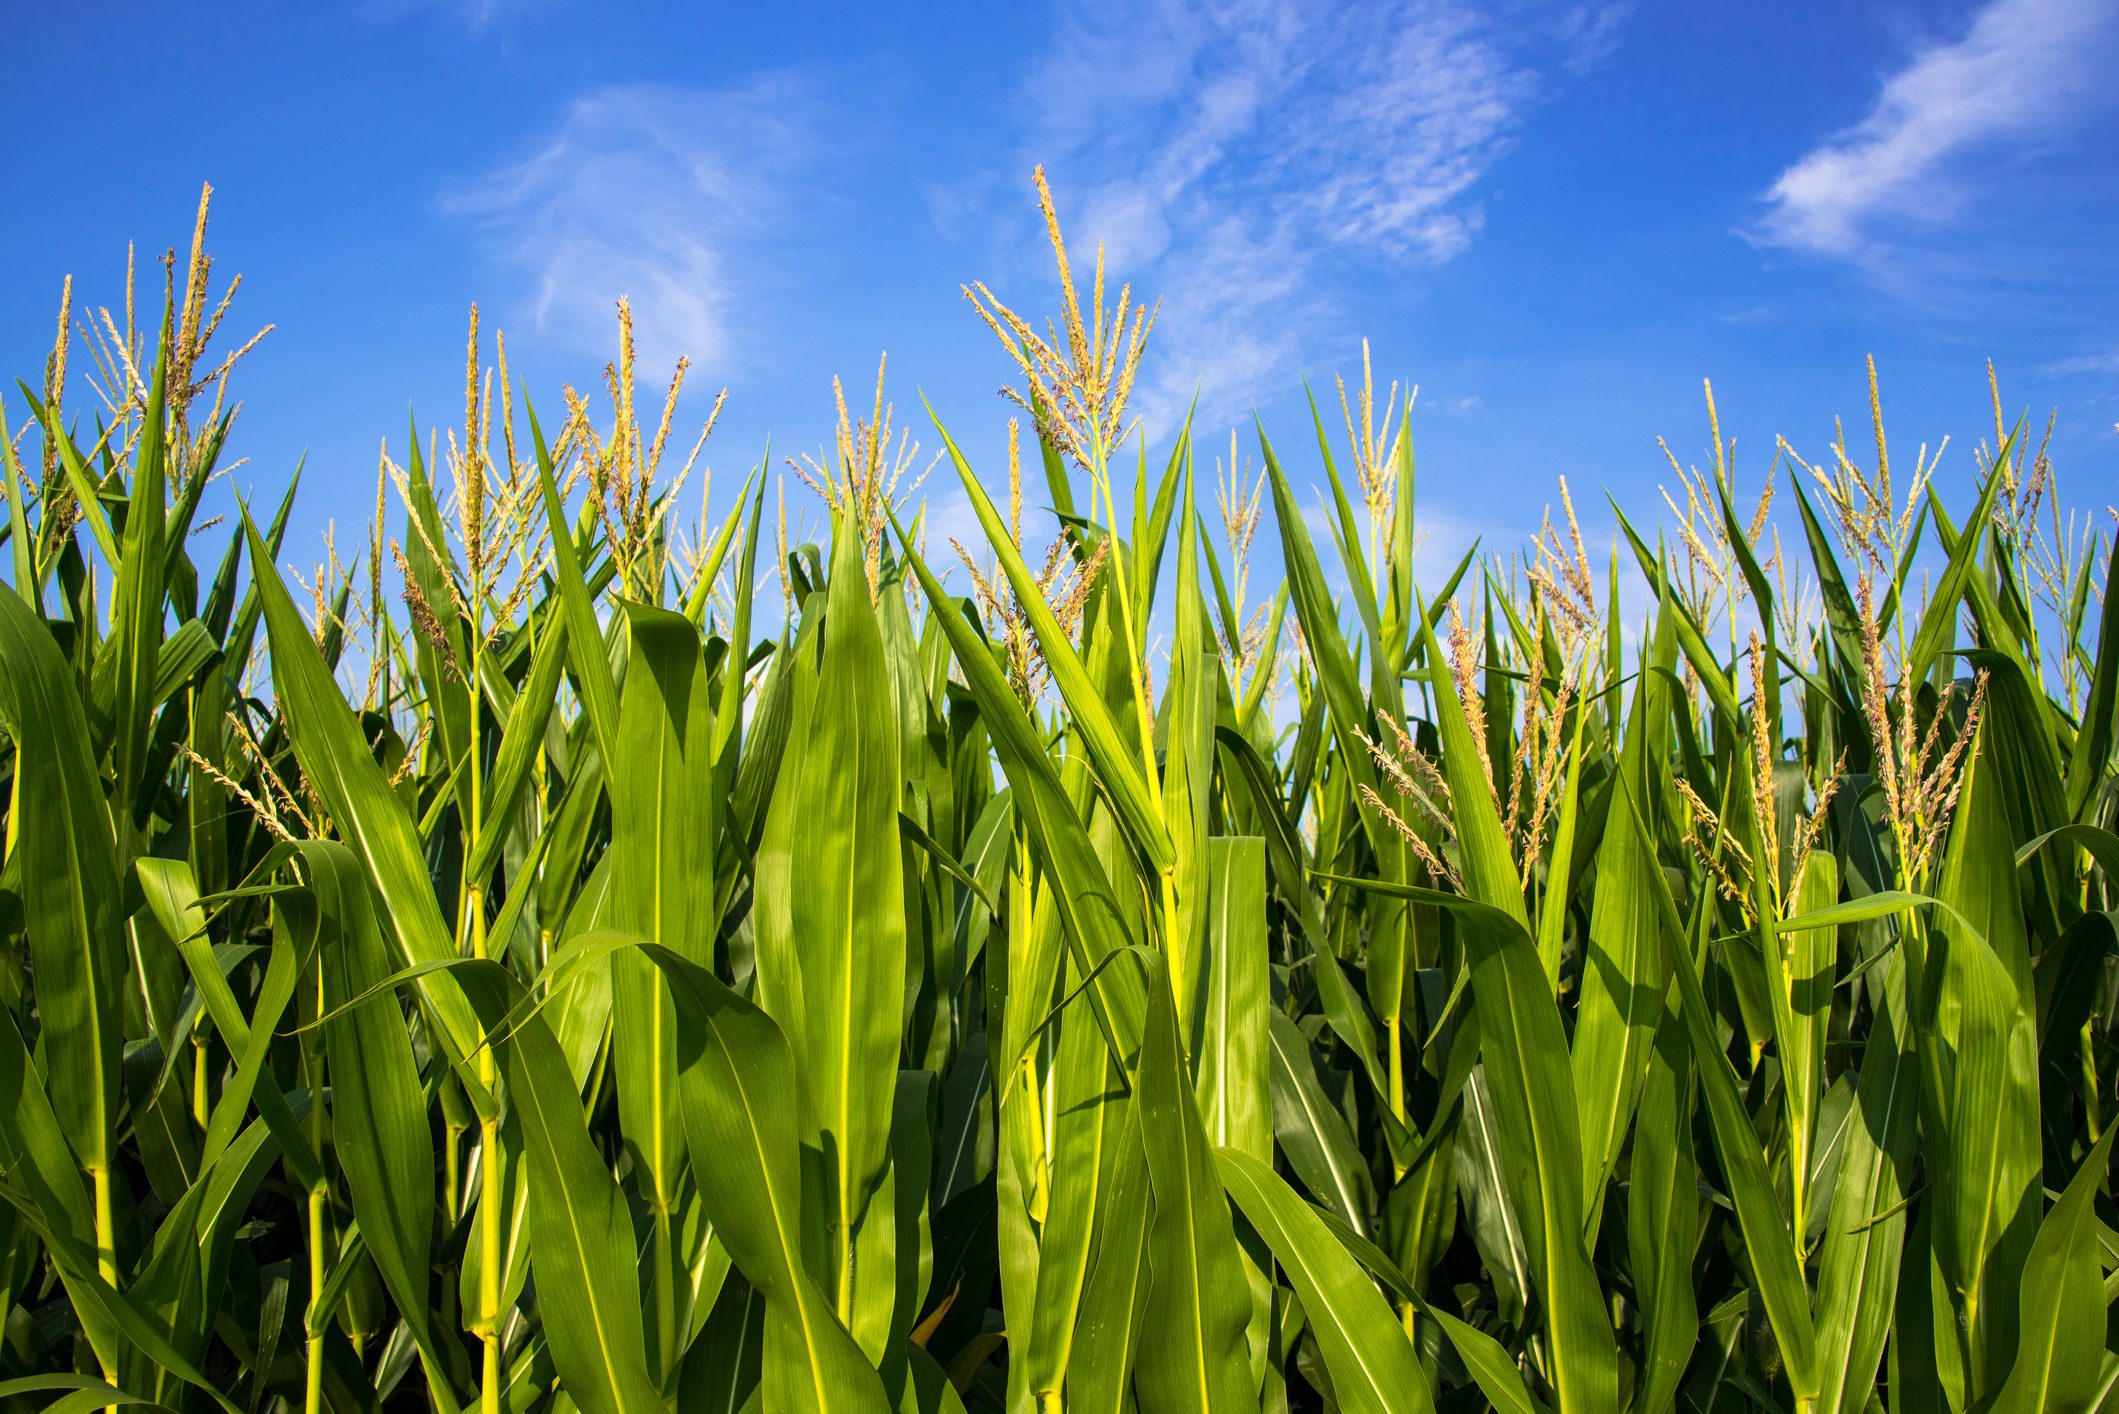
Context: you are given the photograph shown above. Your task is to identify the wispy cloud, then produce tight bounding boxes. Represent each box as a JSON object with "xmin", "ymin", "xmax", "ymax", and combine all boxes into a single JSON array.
[
  {"xmin": 362, "ymin": 0, "xmax": 573, "ymax": 34},
  {"xmin": 2036, "ymin": 350, "xmax": 2119, "ymax": 378},
  {"xmin": 1001, "ymin": 0, "xmax": 1627, "ymax": 432},
  {"xmin": 1755, "ymin": 0, "xmax": 2119, "ymax": 261},
  {"xmin": 444, "ymin": 80, "xmax": 815, "ymax": 373}
]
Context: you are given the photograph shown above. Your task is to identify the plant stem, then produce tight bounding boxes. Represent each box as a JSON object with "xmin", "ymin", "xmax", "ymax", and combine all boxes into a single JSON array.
[
  {"xmin": 89, "ymin": 1165, "xmax": 118, "ymax": 1381},
  {"xmin": 306, "ymin": 1183, "xmax": 327, "ymax": 1414},
  {"xmin": 192, "ymin": 1030, "xmax": 210, "ymax": 1130},
  {"xmin": 653, "ymin": 1204, "xmax": 676, "ymax": 1379},
  {"xmin": 474, "ymin": 884, "xmax": 502, "ymax": 1414},
  {"xmin": 464, "ymin": 587, "xmax": 504, "ymax": 1414},
  {"xmin": 305, "ymin": 955, "xmax": 329, "ymax": 1414}
]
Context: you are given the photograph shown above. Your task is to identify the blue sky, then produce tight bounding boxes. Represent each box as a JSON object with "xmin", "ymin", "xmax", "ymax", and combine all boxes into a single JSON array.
[{"xmin": 4, "ymin": 0, "xmax": 2116, "ymax": 596}]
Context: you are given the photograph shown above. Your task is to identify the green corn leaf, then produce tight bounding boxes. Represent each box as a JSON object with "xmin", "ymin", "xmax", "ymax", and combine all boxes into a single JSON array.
[
  {"xmin": 0, "ymin": 586, "xmax": 125, "ymax": 1184},
  {"xmin": 1258, "ymin": 426, "xmax": 1397, "ymax": 872},
  {"xmin": 1130, "ymin": 948, "xmax": 1253, "ymax": 1413},
  {"xmin": 1810, "ymin": 989, "xmax": 1919, "ymax": 1414},
  {"xmin": 452, "ymin": 961, "xmax": 666, "ymax": 1414},
  {"xmin": 1192, "ymin": 837, "xmax": 1270, "ymax": 1161},
  {"xmin": 1613, "ymin": 781, "xmax": 1818, "ymax": 1397},
  {"xmin": 2066, "ymin": 525, "xmax": 2119, "ymax": 820},
  {"xmin": 0, "ymin": 1010, "xmax": 114, "ymax": 1358},
  {"xmin": 929, "ymin": 410, "xmax": 1174, "ymax": 873},
  {"xmin": 789, "ymin": 514, "xmax": 908, "ymax": 1359},
  {"xmin": 1570, "ymin": 602, "xmax": 1673, "ymax": 1224},
  {"xmin": 1164, "ymin": 453, "xmax": 1217, "ymax": 1020},
  {"xmin": 1309, "ymin": 1200, "xmax": 1548, "ymax": 1414},
  {"xmin": 1065, "ymin": 1101, "xmax": 1154, "ymax": 1414},
  {"xmin": 463, "ymin": 603, "xmax": 570, "ymax": 889},
  {"xmin": 301, "ymin": 840, "xmax": 460, "ymax": 1411},
  {"xmin": 110, "ymin": 314, "xmax": 170, "ymax": 819},
  {"xmin": 1214, "ymin": 1147, "xmax": 1434, "ymax": 1414},
  {"xmin": 646, "ymin": 939, "xmax": 892, "ymax": 1413},
  {"xmin": 535, "ymin": 452, "xmax": 622, "ymax": 768},
  {"xmin": 242, "ymin": 515, "xmax": 493, "ymax": 1110},
  {"xmin": 1021, "ymin": 967, "xmax": 1127, "ymax": 1404},
  {"xmin": 1266, "ymin": 1011, "xmax": 1375, "ymax": 1233},
  {"xmin": 0, "ymin": 402, "xmax": 37, "ymax": 599},
  {"xmin": 1932, "ymin": 741, "xmax": 2042, "ymax": 1397},
  {"xmin": 44, "ymin": 408, "xmax": 121, "ymax": 569},
  {"xmin": 0, "ymin": 1177, "xmax": 240, "ymax": 1414},
  {"xmin": 1627, "ymin": 999, "xmax": 1698, "ymax": 1414},
  {"xmin": 606, "ymin": 600, "xmax": 718, "ymax": 1374},
  {"xmin": 1907, "ymin": 453, "xmax": 2010, "ymax": 676},
  {"xmin": 1412, "ymin": 609, "xmax": 1617, "ymax": 1412},
  {"xmin": 192, "ymin": 880, "xmax": 320, "ymax": 1190},
  {"xmin": 398, "ymin": 430, "xmax": 477, "ymax": 824},
  {"xmin": 894, "ymin": 513, "xmax": 1145, "ymax": 1059},
  {"xmin": 1990, "ymin": 1125, "xmax": 2118, "ymax": 1414}
]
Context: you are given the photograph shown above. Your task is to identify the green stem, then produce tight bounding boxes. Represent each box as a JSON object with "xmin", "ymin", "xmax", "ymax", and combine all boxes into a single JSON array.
[
  {"xmin": 653, "ymin": 1204, "xmax": 676, "ymax": 1379},
  {"xmin": 90, "ymin": 1166, "xmax": 116, "ymax": 1284},
  {"xmin": 457, "ymin": 581, "xmax": 509, "ymax": 1414},
  {"xmin": 474, "ymin": 887, "xmax": 502, "ymax": 1414},
  {"xmin": 191, "ymin": 1030, "xmax": 210, "ymax": 1131},
  {"xmin": 444, "ymin": 1121, "xmax": 464, "ymax": 1225},
  {"xmin": 1386, "ymin": 1015, "xmax": 1406, "ymax": 1180},
  {"xmin": 305, "ymin": 1184, "xmax": 327, "ymax": 1414},
  {"xmin": 1086, "ymin": 443, "xmax": 1178, "ymax": 962},
  {"xmin": 1013, "ymin": 832, "xmax": 1051, "ymax": 1226},
  {"xmin": 305, "ymin": 956, "xmax": 328, "ymax": 1414},
  {"xmin": 90, "ymin": 1165, "xmax": 118, "ymax": 1381}
]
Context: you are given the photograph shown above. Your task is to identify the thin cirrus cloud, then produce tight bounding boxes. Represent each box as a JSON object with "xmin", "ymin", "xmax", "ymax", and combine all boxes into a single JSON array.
[
  {"xmin": 442, "ymin": 80, "xmax": 814, "ymax": 375},
  {"xmin": 2038, "ymin": 350, "xmax": 2119, "ymax": 379},
  {"xmin": 1754, "ymin": 0, "xmax": 2119, "ymax": 263},
  {"xmin": 1011, "ymin": 0, "xmax": 1630, "ymax": 431},
  {"xmin": 359, "ymin": 0, "xmax": 569, "ymax": 33}
]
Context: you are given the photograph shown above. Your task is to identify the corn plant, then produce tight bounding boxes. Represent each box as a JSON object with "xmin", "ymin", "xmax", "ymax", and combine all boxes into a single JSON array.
[{"xmin": 1, "ymin": 178, "xmax": 2116, "ymax": 1414}]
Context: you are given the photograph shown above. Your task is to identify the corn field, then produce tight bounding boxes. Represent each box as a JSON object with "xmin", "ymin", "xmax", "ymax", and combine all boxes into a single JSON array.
[{"xmin": 2, "ymin": 183, "xmax": 2116, "ymax": 1414}]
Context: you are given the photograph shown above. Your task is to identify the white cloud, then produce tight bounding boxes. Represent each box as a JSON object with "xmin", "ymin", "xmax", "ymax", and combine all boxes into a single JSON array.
[
  {"xmin": 1755, "ymin": 0, "xmax": 2119, "ymax": 260},
  {"xmin": 2036, "ymin": 350, "xmax": 2119, "ymax": 377},
  {"xmin": 361, "ymin": 0, "xmax": 572, "ymax": 34},
  {"xmin": 1010, "ymin": 0, "xmax": 1626, "ymax": 433},
  {"xmin": 444, "ymin": 80, "xmax": 814, "ymax": 374}
]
